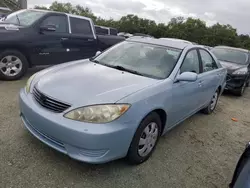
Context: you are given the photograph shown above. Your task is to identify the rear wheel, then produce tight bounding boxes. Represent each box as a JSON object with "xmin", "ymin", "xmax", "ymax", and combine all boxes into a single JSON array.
[
  {"xmin": 0, "ymin": 50, "xmax": 28, "ymax": 80},
  {"xmin": 202, "ymin": 90, "xmax": 219, "ymax": 114},
  {"xmin": 127, "ymin": 112, "xmax": 162, "ymax": 165}
]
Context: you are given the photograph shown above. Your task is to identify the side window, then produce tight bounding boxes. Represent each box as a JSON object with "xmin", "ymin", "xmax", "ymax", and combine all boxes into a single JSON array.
[
  {"xmin": 41, "ymin": 15, "xmax": 68, "ymax": 33},
  {"xmin": 199, "ymin": 49, "xmax": 218, "ymax": 72},
  {"xmin": 180, "ymin": 50, "xmax": 200, "ymax": 74},
  {"xmin": 110, "ymin": 28, "xmax": 118, "ymax": 35},
  {"xmin": 95, "ymin": 26, "xmax": 109, "ymax": 35},
  {"xmin": 70, "ymin": 17, "xmax": 93, "ymax": 35}
]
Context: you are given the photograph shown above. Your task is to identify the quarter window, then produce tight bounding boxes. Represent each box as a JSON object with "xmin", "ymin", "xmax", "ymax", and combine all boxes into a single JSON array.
[
  {"xmin": 180, "ymin": 50, "xmax": 200, "ymax": 74},
  {"xmin": 41, "ymin": 15, "xmax": 68, "ymax": 33},
  {"xmin": 70, "ymin": 17, "xmax": 93, "ymax": 35},
  {"xmin": 199, "ymin": 49, "xmax": 218, "ymax": 72}
]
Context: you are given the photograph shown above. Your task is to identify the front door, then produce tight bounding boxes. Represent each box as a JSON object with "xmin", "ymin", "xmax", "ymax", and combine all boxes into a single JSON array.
[
  {"xmin": 30, "ymin": 14, "xmax": 70, "ymax": 65},
  {"xmin": 168, "ymin": 49, "xmax": 203, "ymax": 128}
]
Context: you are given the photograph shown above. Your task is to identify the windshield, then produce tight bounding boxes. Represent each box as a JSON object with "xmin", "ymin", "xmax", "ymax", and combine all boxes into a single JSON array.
[
  {"xmin": 94, "ymin": 41, "xmax": 182, "ymax": 79},
  {"xmin": 1, "ymin": 10, "xmax": 46, "ymax": 26},
  {"xmin": 212, "ymin": 48, "xmax": 249, "ymax": 64}
]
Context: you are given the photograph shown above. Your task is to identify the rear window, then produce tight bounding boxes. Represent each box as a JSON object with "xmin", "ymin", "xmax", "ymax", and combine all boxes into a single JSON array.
[
  {"xmin": 95, "ymin": 26, "xmax": 109, "ymax": 35},
  {"xmin": 212, "ymin": 48, "xmax": 249, "ymax": 64},
  {"xmin": 110, "ymin": 28, "xmax": 118, "ymax": 35},
  {"xmin": 70, "ymin": 17, "xmax": 93, "ymax": 35}
]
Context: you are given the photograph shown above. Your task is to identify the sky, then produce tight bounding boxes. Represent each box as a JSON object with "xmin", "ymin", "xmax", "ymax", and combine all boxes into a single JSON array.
[{"xmin": 28, "ymin": 0, "xmax": 250, "ymax": 34}]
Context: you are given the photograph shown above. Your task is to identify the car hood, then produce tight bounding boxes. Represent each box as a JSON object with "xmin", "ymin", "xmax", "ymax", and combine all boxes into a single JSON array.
[
  {"xmin": 219, "ymin": 61, "xmax": 247, "ymax": 74},
  {"xmin": 36, "ymin": 60, "xmax": 159, "ymax": 106}
]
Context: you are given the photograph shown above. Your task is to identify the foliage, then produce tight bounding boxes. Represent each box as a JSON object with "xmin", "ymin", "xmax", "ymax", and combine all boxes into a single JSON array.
[{"xmin": 34, "ymin": 1, "xmax": 250, "ymax": 49}]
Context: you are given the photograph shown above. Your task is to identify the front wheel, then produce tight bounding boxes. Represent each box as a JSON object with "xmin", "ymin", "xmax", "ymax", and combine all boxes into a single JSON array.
[
  {"xmin": 202, "ymin": 90, "xmax": 219, "ymax": 114},
  {"xmin": 127, "ymin": 112, "xmax": 162, "ymax": 165},
  {"xmin": 0, "ymin": 50, "xmax": 28, "ymax": 80},
  {"xmin": 234, "ymin": 81, "xmax": 247, "ymax": 96}
]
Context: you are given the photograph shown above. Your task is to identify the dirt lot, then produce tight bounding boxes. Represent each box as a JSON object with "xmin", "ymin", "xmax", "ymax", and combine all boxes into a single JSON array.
[{"xmin": 0, "ymin": 67, "xmax": 250, "ymax": 188}]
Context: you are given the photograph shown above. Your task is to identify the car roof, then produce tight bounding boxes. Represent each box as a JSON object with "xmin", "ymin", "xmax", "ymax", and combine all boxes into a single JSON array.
[
  {"xmin": 31, "ymin": 9, "xmax": 92, "ymax": 21},
  {"xmin": 214, "ymin": 46, "xmax": 249, "ymax": 53},
  {"xmin": 127, "ymin": 36, "xmax": 192, "ymax": 49},
  {"xmin": 160, "ymin": 38, "xmax": 193, "ymax": 44}
]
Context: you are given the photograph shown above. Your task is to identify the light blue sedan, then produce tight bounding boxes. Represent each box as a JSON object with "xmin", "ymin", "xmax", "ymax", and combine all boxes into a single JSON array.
[{"xmin": 19, "ymin": 37, "xmax": 227, "ymax": 164}]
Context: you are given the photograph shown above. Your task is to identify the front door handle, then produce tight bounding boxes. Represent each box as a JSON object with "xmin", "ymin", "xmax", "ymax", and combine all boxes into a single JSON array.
[{"xmin": 198, "ymin": 81, "xmax": 203, "ymax": 87}]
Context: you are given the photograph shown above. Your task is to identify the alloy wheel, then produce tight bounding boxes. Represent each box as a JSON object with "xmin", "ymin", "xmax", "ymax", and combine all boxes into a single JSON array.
[{"xmin": 0, "ymin": 55, "xmax": 23, "ymax": 77}]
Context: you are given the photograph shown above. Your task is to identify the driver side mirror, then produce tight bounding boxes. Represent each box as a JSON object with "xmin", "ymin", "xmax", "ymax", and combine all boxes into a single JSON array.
[
  {"xmin": 40, "ymin": 24, "xmax": 56, "ymax": 32},
  {"xmin": 95, "ymin": 51, "xmax": 101, "ymax": 56},
  {"xmin": 176, "ymin": 72, "xmax": 198, "ymax": 82}
]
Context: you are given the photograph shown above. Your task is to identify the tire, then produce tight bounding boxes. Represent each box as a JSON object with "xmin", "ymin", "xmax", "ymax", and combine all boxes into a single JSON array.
[
  {"xmin": 233, "ymin": 81, "xmax": 247, "ymax": 96},
  {"xmin": 0, "ymin": 50, "xmax": 28, "ymax": 80},
  {"xmin": 127, "ymin": 112, "xmax": 162, "ymax": 165},
  {"xmin": 202, "ymin": 89, "xmax": 219, "ymax": 114}
]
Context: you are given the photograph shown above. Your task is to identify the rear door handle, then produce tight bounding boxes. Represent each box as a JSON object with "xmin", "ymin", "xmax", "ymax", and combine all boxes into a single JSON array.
[{"xmin": 61, "ymin": 37, "xmax": 68, "ymax": 41}]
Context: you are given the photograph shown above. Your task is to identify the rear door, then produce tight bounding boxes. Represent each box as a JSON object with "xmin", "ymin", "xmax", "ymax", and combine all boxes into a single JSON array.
[
  {"xmin": 198, "ymin": 49, "xmax": 222, "ymax": 106},
  {"xmin": 30, "ymin": 14, "xmax": 70, "ymax": 65},
  {"xmin": 62, "ymin": 16, "xmax": 98, "ymax": 62}
]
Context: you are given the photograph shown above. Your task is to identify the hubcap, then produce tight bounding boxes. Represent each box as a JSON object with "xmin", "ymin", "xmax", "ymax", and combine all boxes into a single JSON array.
[
  {"xmin": 0, "ymin": 55, "xmax": 22, "ymax": 77},
  {"xmin": 210, "ymin": 92, "xmax": 218, "ymax": 110},
  {"xmin": 138, "ymin": 122, "xmax": 159, "ymax": 157}
]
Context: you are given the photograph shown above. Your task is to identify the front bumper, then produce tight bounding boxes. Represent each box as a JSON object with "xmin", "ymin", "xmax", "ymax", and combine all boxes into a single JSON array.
[
  {"xmin": 225, "ymin": 74, "xmax": 248, "ymax": 91},
  {"xmin": 19, "ymin": 89, "xmax": 135, "ymax": 164}
]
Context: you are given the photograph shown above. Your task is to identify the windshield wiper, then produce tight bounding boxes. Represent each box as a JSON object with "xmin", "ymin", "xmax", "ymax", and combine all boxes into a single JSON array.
[
  {"xmin": 89, "ymin": 59, "xmax": 143, "ymax": 76},
  {"xmin": 112, "ymin": 65, "xmax": 143, "ymax": 76}
]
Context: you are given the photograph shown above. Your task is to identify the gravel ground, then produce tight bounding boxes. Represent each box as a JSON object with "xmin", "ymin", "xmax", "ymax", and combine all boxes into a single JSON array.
[{"xmin": 0, "ymin": 67, "xmax": 250, "ymax": 188}]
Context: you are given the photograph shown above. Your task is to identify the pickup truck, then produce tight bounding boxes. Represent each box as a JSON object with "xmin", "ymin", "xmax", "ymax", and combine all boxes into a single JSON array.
[{"xmin": 0, "ymin": 9, "xmax": 125, "ymax": 80}]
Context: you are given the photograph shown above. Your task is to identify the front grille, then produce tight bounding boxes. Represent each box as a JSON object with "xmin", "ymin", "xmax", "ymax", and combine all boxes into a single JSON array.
[{"xmin": 33, "ymin": 87, "xmax": 71, "ymax": 113}]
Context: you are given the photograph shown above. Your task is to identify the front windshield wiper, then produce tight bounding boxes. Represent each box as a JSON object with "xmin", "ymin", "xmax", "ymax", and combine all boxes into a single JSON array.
[
  {"xmin": 89, "ymin": 59, "xmax": 143, "ymax": 76},
  {"xmin": 111, "ymin": 65, "xmax": 144, "ymax": 76}
]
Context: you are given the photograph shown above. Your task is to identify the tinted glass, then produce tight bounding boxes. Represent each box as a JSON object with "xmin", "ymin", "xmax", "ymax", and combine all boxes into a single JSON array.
[
  {"xmin": 70, "ymin": 17, "xmax": 92, "ymax": 35},
  {"xmin": 95, "ymin": 41, "xmax": 182, "ymax": 79},
  {"xmin": 199, "ymin": 49, "xmax": 218, "ymax": 72},
  {"xmin": 180, "ymin": 50, "xmax": 200, "ymax": 74},
  {"xmin": 95, "ymin": 26, "xmax": 109, "ymax": 35},
  {"xmin": 41, "ymin": 15, "xmax": 68, "ymax": 33},
  {"xmin": 110, "ymin": 28, "xmax": 118, "ymax": 35},
  {"xmin": 2, "ymin": 10, "xmax": 46, "ymax": 26},
  {"xmin": 212, "ymin": 48, "xmax": 249, "ymax": 64}
]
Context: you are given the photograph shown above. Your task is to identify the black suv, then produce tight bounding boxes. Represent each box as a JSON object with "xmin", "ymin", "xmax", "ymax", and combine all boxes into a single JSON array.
[
  {"xmin": 0, "ymin": 9, "xmax": 124, "ymax": 80},
  {"xmin": 212, "ymin": 46, "xmax": 250, "ymax": 96}
]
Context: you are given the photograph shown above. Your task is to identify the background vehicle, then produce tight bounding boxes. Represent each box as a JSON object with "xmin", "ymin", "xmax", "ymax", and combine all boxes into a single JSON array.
[
  {"xmin": 20, "ymin": 37, "xmax": 227, "ymax": 164},
  {"xmin": 95, "ymin": 25, "xmax": 118, "ymax": 35},
  {"xmin": 230, "ymin": 142, "xmax": 250, "ymax": 188},
  {"xmin": 118, "ymin": 32, "xmax": 133, "ymax": 38},
  {"xmin": 133, "ymin": 33, "xmax": 153, "ymax": 38},
  {"xmin": 0, "ymin": 9, "xmax": 125, "ymax": 80},
  {"xmin": 211, "ymin": 46, "xmax": 250, "ymax": 96}
]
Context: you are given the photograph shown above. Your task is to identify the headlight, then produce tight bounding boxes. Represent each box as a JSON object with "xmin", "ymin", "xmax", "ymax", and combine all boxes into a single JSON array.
[
  {"xmin": 25, "ymin": 73, "xmax": 36, "ymax": 93},
  {"xmin": 232, "ymin": 67, "xmax": 248, "ymax": 75},
  {"xmin": 64, "ymin": 104, "xmax": 130, "ymax": 123}
]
